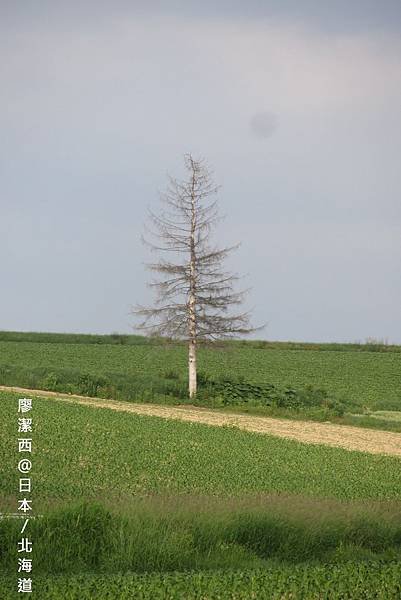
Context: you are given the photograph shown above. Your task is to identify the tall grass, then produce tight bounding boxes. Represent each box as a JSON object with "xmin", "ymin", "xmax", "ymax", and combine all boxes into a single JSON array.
[
  {"xmin": 0, "ymin": 363, "xmax": 188, "ymax": 402},
  {"xmin": 2, "ymin": 499, "xmax": 401, "ymax": 575}
]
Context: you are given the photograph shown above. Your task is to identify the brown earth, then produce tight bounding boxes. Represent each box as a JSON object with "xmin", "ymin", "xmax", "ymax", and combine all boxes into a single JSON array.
[{"xmin": 2, "ymin": 385, "xmax": 401, "ymax": 458}]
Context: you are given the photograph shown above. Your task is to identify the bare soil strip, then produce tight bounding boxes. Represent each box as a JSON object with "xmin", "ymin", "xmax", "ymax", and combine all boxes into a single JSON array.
[{"xmin": 2, "ymin": 385, "xmax": 401, "ymax": 457}]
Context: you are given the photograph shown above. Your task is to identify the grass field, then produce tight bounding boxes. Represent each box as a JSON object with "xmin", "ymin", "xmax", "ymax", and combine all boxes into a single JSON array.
[
  {"xmin": 2, "ymin": 392, "xmax": 401, "ymax": 501},
  {"xmin": 1, "ymin": 389, "xmax": 401, "ymax": 598},
  {"xmin": 0, "ymin": 334, "xmax": 400, "ymax": 411},
  {"xmin": 1, "ymin": 564, "xmax": 401, "ymax": 599},
  {"xmin": 1, "ymin": 332, "xmax": 401, "ymax": 598}
]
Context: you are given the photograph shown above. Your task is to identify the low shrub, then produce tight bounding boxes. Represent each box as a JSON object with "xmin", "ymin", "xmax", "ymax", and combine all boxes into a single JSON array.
[{"xmin": 197, "ymin": 375, "xmax": 345, "ymax": 415}]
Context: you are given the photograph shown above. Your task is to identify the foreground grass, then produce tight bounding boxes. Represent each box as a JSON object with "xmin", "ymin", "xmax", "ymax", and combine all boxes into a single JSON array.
[
  {"xmin": 1, "ymin": 563, "xmax": 401, "ymax": 599},
  {"xmin": 1, "ymin": 392, "xmax": 401, "ymax": 502},
  {"xmin": 3, "ymin": 500, "xmax": 401, "ymax": 575},
  {"xmin": 2, "ymin": 390, "xmax": 401, "ymax": 598}
]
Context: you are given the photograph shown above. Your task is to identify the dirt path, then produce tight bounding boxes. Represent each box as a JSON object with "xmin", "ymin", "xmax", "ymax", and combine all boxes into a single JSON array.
[{"xmin": 2, "ymin": 385, "xmax": 401, "ymax": 457}]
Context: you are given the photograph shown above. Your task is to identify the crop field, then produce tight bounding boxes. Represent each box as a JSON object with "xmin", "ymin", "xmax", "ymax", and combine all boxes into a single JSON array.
[
  {"xmin": 2, "ymin": 391, "xmax": 401, "ymax": 501},
  {"xmin": 1, "ymin": 334, "xmax": 401, "ymax": 597},
  {"xmin": 1, "ymin": 389, "xmax": 401, "ymax": 598},
  {"xmin": 0, "ymin": 336, "xmax": 400, "ymax": 410},
  {"xmin": 1, "ymin": 564, "xmax": 401, "ymax": 599}
]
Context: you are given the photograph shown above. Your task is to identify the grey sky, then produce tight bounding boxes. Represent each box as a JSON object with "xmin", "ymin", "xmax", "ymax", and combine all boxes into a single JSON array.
[{"xmin": 1, "ymin": 2, "xmax": 401, "ymax": 342}]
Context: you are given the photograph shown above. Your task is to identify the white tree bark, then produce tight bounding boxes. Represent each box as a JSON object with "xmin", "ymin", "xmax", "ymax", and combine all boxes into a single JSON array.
[
  {"xmin": 188, "ymin": 338, "xmax": 197, "ymax": 398},
  {"xmin": 188, "ymin": 159, "xmax": 197, "ymax": 398},
  {"xmin": 135, "ymin": 153, "xmax": 258, "ymax": 400}
]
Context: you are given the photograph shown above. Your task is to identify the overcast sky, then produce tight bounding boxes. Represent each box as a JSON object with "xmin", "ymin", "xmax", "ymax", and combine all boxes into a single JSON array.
[{"xmin": 1, "ymin": 1, "xmax": 401, "ymax": 342}]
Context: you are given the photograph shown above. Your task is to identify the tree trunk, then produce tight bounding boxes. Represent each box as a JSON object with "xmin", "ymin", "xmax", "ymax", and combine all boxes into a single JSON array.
[
  {"xmin": 188, "ymin": 338, "xmax": 197, "ymax": 398},
  {"xmin": 188, "ymin": 156, "xmax": 197, "ymax": 398}
]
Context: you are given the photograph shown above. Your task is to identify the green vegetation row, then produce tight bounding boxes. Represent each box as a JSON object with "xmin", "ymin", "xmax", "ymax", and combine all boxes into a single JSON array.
[
  {"xmin": 2, "ymin": 501, "xmax": 401, "ymax": 575},
  {"xmin": 0, "ymin": 363, "xmax": 350, "ymax": 421},
  {"xmin": 1, "ymin": 339, "xmax": 400, "ymax": 410},
  {"xmin": 0, "ymin": 330, "xmax": 399, "ymax": 352},
  {"xmin": 1, "ymin": 392, "xmax": 400, "ymax": 501},
  {"xmin": 1, "ymin": 563, "xmax": 400, "ymax": 600}
]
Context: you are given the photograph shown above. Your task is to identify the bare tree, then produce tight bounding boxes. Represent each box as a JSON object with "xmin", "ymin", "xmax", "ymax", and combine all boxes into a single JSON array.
[{"xmin": 135, "ymin": 154, "xmax": 257, "ymax": 398}]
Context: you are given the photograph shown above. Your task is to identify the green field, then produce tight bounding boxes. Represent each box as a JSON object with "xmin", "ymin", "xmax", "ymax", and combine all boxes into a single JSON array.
[
  {"xmin": 2, "ymin": 392, "xmax": 401, "ymax": 501},
  {"xmin": 1, "ymin": 390, "xmax": 401, "ymax": 598},
  {"xmin": 0, "ymin": 335, "xmax": 400, "ymax": 409},
  {"xmin": 1, "ymin": 333, "xmax": 401, "ymax": 597},
  {"xmin": 1, "ymin": 564, "xmax": 401, "ymax": 599}
]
